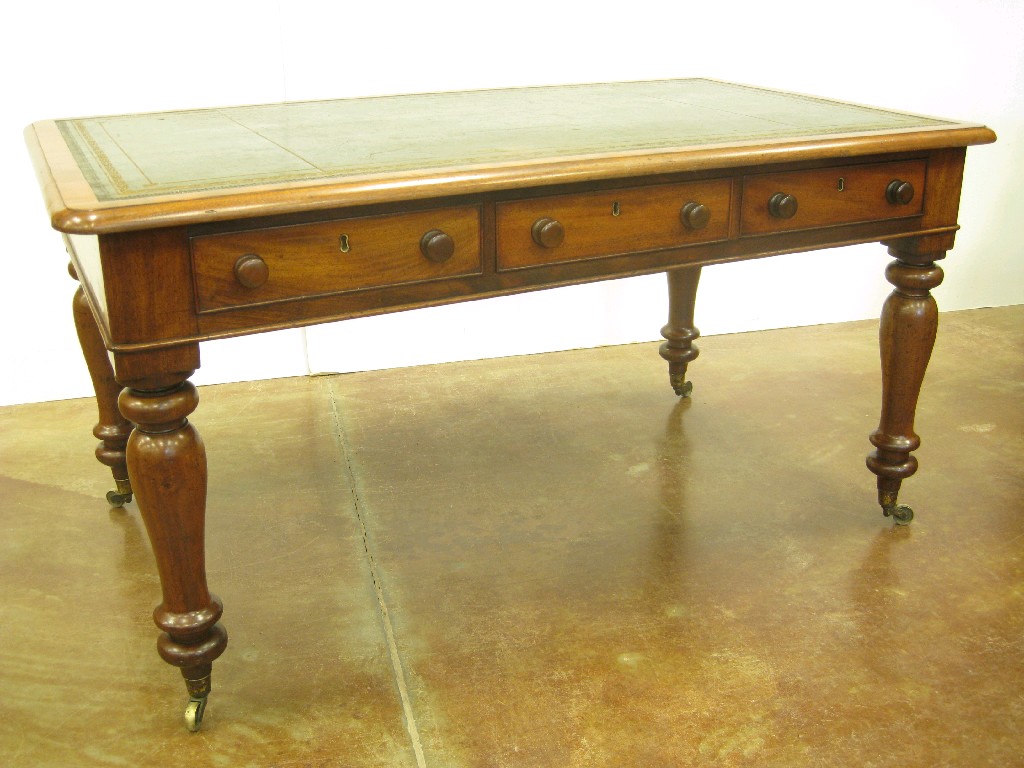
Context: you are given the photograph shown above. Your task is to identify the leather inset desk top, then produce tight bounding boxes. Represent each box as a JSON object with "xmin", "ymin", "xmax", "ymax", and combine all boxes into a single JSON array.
[{"xmin": 28, "ymin": 79, "xmax": 992, "ymax": 234}]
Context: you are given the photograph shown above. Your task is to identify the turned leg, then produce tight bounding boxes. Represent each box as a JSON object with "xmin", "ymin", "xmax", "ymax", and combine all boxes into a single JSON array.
[
  {"xmin": 659, "ymin": 266, "xmax": 702, "ymax": 397},
  {"xmin": 118, "ymin": 375, "xmax": 227, "ymax": 731},
  {"xmin": 866, "ymin": 248, "xmax": 944, "ymax": 524},
  {"xmin": 69, "ymin": 263, "xmax": 134, "ymax": 506}
]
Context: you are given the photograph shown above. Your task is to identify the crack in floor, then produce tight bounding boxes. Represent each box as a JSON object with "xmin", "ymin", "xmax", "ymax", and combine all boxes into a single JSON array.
[{"xmin": 326, "ymin": 380, "xmax": 428, "ymax": 768}]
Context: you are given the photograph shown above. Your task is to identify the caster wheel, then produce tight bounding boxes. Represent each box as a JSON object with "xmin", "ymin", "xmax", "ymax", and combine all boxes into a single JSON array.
[
  {"xmin": 884, "ymin": 503, "xmax": 914, "ymax": 525},
  {"xmin": 185, "ymin": 696, "xmax": 207, "ymax": 732},
  {"xmin": 106, "ymin": 490, "xmax": 132, "ymax": 507},
  {"xmin": 671, "ymin": 380, "xmax": 693, "ymax": 398}
]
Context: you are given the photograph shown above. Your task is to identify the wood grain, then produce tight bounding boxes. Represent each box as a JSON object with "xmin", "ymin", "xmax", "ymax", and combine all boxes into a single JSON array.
[
  {"xmin": 192, "ymin": 206, "xmax": 482, "ymax": 311},
  {"xmin": 25, "ymin": 80, "xmax": 996, "ymax": 235},
  {"xmin": 496, "ymin": 180, "xmax": 731, "ymax": 270},
  {"xmin": 740, "ymin": 159, "xmax": 926, "ymax": 235}
]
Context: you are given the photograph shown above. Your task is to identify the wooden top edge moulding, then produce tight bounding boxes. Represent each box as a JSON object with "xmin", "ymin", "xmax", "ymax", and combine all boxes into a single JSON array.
[{"xmin": 26, "ymin": 78, "xmax": 996, "ymax": 234}]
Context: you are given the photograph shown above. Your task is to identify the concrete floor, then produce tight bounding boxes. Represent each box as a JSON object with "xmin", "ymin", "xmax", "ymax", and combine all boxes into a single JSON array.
[{"xmin": 1, "ymin": 306, "xmax": 1021, "ymax": 767}]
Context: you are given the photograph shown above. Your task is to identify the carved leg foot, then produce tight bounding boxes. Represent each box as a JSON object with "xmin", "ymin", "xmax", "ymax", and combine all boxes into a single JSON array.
[
  {"xmin": 70, "ymin": 263, "xmax": 134, "ymax": 505},
  {"xmin": 119, "ymin": 375, "xmax": 227, "ymax": 730},
  {"xmin": 866, "ymin": 248, "xmax": 944, "ymax": 524},
  {"xmin": 660, "ymin": 266, "xmax": 702, "ymax": 397}
]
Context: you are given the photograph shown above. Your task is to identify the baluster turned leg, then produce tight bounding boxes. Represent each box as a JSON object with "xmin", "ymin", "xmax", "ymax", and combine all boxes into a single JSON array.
[
  {"xmin": 660, "ymin": 266, "xmax": 702, "ymax": 397},
  {"xmin": 118, "ymin": 376, "xmax": 227, "ymax": 731},
  {"xmin": 69, "ymin": 263, "xmax": 134, "ymax": 506},
  {"xmin": 866, "ymin": 248, "xmax": 945, "ymax": 524}
]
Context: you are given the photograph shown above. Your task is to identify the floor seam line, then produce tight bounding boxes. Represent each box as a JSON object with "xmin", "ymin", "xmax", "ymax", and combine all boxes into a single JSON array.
[{"xmin": 326, "ymin": 382, "xmax": 428, "ymax": 768}]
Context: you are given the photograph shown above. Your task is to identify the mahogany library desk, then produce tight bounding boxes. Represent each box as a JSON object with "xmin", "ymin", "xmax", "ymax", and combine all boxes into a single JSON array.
[{"xmin": 26, "ymin": 79, "xmax": 995, "ymax": 731}]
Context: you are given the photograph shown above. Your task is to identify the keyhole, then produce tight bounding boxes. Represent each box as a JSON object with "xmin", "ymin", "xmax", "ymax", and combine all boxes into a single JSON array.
[
  {"xmin": 837, "ymin": 177, "xmax": 845, "ymax": 192},
  {"xmin": 612, "ymin": 201, "xmax": 621, "ymax": 216},
  {"xmin": 339, "ymin": 234, "xmax": 351, "ymax": 253}
]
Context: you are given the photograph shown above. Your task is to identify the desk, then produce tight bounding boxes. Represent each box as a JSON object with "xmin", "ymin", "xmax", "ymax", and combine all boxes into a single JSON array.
[{"xmin": 26, "ymin": 79, "xmax": 995, "ymax": 731}]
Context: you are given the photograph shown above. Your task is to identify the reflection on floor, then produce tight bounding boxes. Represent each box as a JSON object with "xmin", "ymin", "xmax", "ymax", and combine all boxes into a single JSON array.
[{"xmin": 1, "ymin": 306, "xmax": 1021, "ymax": 767}]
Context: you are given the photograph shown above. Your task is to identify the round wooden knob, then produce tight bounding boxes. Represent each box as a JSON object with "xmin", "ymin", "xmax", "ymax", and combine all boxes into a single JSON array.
[
  {"xmin": 768, "ymin": 192, "xmax": 798, "ymax": 219},
  {"xmin": 886, "ymin": 179, "xmax": 915, "ymax": 205},
  {"xmin": 233, "ymin": 253, "xmax": 269, "ymax": 288},
  {"xmin": 680, "ymin": 201, "xmax": 710, "ymax": 230},
  {"xmin": 531, "ymin": 217, "xmax": 565, "ymax": 248},
  {"xmin": 420, "ymin": 229, "xmax": 455, "ymax": 263}
]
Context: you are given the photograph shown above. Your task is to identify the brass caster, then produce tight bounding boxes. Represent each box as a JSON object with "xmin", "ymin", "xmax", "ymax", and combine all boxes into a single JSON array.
[
  {"xmin": 106, "ymin": 478, "xmax": 133, "ymax": 507},
  {"xmin": 883, "ymin": 503, "xmax": 914, "ymax": 526},
  {"xmin": 184, "ymin": 696, "xmax": 208, "ymax": 732},
  {"xmin": 105, "ymin": 489, "xmax": 133, "ymax": 507},
  {"xmin": 669, "ymin": 375, "xmax": 693, "ymax": 398}
]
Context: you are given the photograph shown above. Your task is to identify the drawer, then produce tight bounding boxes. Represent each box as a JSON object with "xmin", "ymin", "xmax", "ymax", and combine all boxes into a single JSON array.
[
  {"xmin": 740, "ymin": 159, "xmax": 926, "ymax": 235},
  {"xmin": 192, "ymin": 206, "xmax": 482, "ymax": 311},
  {"xmin": 496, "ymin": 179, "xmax": 732, "ymax": 271}
]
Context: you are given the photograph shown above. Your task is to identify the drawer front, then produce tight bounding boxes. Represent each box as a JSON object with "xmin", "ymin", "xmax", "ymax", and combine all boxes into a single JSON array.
[
  {"xmin": 496, "ymin": 180, "xmax": 732, "ymax": 270},
  {"xmin": 192, "ymin": 206, "xmax": 482, "ymax": 311},
  {"xmin": 740, "ymin": 160, "xmax": 926, "ymax": 235}
]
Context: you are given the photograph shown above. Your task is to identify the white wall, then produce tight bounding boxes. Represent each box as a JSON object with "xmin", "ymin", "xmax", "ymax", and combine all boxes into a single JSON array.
[{"xmin": 4, "ymin": 0, "xmax": 1021, "ymax": 406}]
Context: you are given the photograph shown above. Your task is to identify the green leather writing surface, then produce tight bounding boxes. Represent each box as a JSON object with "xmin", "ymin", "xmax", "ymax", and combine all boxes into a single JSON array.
[{"xmin": 57, "ymin": 80, "xmax": 949, "ymax": 202}]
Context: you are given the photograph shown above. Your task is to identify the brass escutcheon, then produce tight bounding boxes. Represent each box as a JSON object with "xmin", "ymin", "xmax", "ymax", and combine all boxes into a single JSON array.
[{"xmin": 339, "ymin": 234, "xmax": 351, "ymax": 252}]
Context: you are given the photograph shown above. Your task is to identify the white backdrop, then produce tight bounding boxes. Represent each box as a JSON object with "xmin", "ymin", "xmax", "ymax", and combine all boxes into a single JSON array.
[{"xmin": 4, "ymin": 0, "xmax": 1021, "ymax": 406}]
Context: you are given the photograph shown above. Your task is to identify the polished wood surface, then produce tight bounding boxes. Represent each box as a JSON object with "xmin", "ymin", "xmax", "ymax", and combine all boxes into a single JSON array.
[
  {"xmin": 659, "ymin": 266, "xmax": 702, "ymax": 397},
  {"xmin": 867, "ymin": 248, "xmax": 944, "ymax": 523},
  {"xmin": 118, "ymin": 375, "xmax": 227, "ymax": 724},
  {"xmin": 192, "ymin": 205, "xmax": 481, "ymax": 311},
  {"xmin": 27, "ymin": 79, "xmax": 993, "ymax": 234},
  {"xmin": 69, "ymin": 262, "xmax": 132, "ymax": 504},
  {"xmin": 26, "ymin": 79, "xmax": 995, "ymax": 730},
  {"xmin": 741, "ymin": 159, "xmax": 926, "ymax": 234},
  {"xmin": 496, "ymin": 179, "xmax": 731, "ymax": 269}
]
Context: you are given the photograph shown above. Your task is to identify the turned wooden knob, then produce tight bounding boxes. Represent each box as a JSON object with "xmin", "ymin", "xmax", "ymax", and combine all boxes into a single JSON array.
[
  {"xmin": 680, "ymin": 201, "xmax": 710, "ymax": 230},
  {"xmin": 886, "ymin": 179, "xmax": 915, "ymax": 205},
  {"xmin": 768, "ymin": 192, "xmax": 798, "ymax": 219},
  {"xmin": 420, "ymin": 229, "xmax": 455, "ymax": 262},
  {"xmin": 531, "ymin": 217, "xmax": 565, "ymax": 248},
  {"xmin": 233, "ymin": 253, "xmax": 269, "ymax": 288}
]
